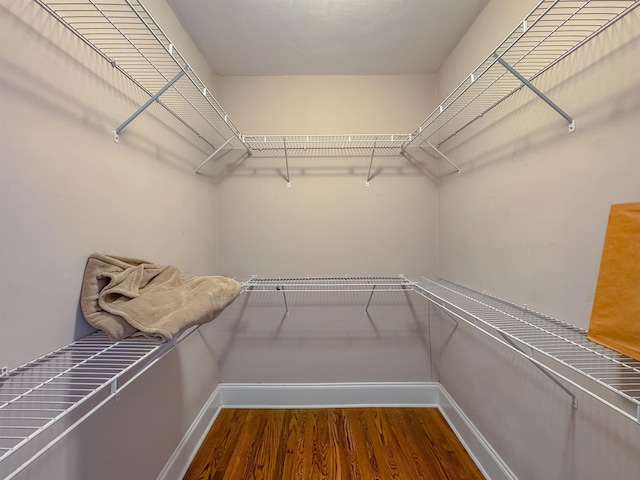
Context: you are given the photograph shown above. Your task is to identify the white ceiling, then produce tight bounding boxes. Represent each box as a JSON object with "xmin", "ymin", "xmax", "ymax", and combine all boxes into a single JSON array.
[{"xmin": 166, "ymin": 0, "xmax": 490, "ymax": 76}]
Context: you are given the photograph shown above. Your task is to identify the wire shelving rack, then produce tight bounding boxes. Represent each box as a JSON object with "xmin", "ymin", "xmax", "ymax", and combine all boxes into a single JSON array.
[
  {"xmin": 401, "ymin": 0, "xmax": 639, "ymax": 152},
  {"xmin": 242, "ymin": 135, "xmax": 412, "ymax": 152},
  {"xmin": 242, "ymin": 275, "xmax": 413, "ymax": 292},
  {"xmin": 0, "ymin": 330, "xmax": 184, "ymax": 479},
  {"xmin": 34, "ymin": 0, "xmax": 639, "ymax": 175},
  {"xmin": 34, "ymin": 0, "xmax": 249, "ymax": 156},
  {"xmin": 242, "ymin": 276, "xmax": 415, "ymax": 316},
  {"xmin": 413, "ymin": 277, "xmax": 640, "ymax": 423},
  {"xmin": 2, "ymin": 276, "xmax": 639, "ymax": 478},
  {"xmin": 243, "ymin": 275, "xmax": 640, "ymax": 422}
]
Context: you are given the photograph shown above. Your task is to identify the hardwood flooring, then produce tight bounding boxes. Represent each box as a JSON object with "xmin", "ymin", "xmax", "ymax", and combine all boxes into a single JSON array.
[{"xmin": 183, "ymin": 408, "xmax": 485, "ymax": 480}]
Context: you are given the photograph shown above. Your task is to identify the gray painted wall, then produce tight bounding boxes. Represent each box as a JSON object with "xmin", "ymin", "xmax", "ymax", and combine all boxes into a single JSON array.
[{"xmin": 212, "ymin": 74, "xmax": 440, "ymax": 278}]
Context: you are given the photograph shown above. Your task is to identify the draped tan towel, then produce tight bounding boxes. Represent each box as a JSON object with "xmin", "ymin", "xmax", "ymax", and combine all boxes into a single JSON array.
[
  {"xmin": 588, "ymin": 203, "xmax": 640, "ymax": 361},
  {"xmin": 81, "ymin": 253, "xmax": 241, "ymax": 341}
]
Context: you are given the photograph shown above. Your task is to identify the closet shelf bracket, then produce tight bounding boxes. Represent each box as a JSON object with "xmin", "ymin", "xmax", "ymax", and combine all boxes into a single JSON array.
[
  {"xmin": 277, "ymin": 284, "xmax": 289, "ymax": 316},
  {"xmin": 424, "ymin": 140, "xmax": 461, "ymax": 175},
  {"xmin": 365, "ymin": 138, "xmax": 378, "ymax": 186},
  {"xmin": 365, "ymin": 284, "xmax": 377, "ymax": 314},
  {"xmin": 498, "ymin": 331, "xmax": 578, "ymax": 408},
  {"xmin": 194, "ymin": 135, "xmax": 236, "ymax": 175},
  {"xmin": 283, "ymin": 138, "xmax": 291, "ymax": 187},
  {"xmin": 493, "ymin": 54, "xmax": 575, "ymax": 134},
  {"xmin": 113, "ymin": 68, "xmax": 187, "ymax": 143}
]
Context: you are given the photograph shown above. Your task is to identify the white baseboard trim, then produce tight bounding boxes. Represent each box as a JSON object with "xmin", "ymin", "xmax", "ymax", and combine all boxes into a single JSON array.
[
  {"xmin": 158, "ymin": 382, "xmax": 516, "ymax": 480},
  {"xmin": 219, "ymin": 381, "xmax": 441, "ymax": 408},
  {"xmin": 438, "ymin": 387, "xmax": 518, "ymax": 480},
  {"xmin": 156, "ymin": 385, "xmax": 223, "ymax": 480}
]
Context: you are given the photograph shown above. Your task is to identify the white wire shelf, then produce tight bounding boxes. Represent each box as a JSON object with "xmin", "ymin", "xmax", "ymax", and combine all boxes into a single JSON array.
[
  {"xmin": 401, "ymin": 0, "xmax": 639, "ymax": 151},
  {"xmin": 34, "ymin": 0, "xmax": 638, "ymax": 174},
  {"xmin": 243, "ymin": 275, "xmax": 413, "ymax": 292},
  {"xmin": 35, "ymin": 0, "xmax": 248, "ymax": 153},
  {"xmin": 0, "ymin": 330, "xmax": 181, "ymax": 479},
  {"xmin": 242, "ymin": 135, "xmax": 412, "ymax": 152},
  {"xmin": 414, "ymin": 277, "xmax": 640, "ymax": 423},
  {"xmin": 242, "ymin": 276, "xmax": 415, "ymax": 317},
  {"xmin": 243, "ymin": 275, "xmax": 640, "ymax": 422}
]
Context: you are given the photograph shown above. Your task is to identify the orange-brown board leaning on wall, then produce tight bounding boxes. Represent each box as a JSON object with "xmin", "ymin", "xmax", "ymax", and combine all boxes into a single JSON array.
[{"xmin": 588, "ymin": 202, "xmax": 640, "ymax": 361}]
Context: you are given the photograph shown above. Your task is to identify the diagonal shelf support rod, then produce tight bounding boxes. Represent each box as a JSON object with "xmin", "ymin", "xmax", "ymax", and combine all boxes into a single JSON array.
[
  {"xmin": 498, "ymin": 331, "xmax": 577, "ymax": 408},
  {"xmin": 194, "ymin": 135, "xmax": 235, "ymax": 175},
  {"xmin": 365, "ymin": 284, "xmax": 377, "ymax": 314},
  {"xmin": 277, "ymin": 285, "xmax": 289, "ymax": 316},
  {"xmin": 425, "ymin": 141, "xmax": 461, "ymax": 175},
  {"xmin": 113, "ymin": 69, "xmax": 187, "ymax": 142},
  {"xmin": 283, "ymin": 138, "xmax": 291, "ymax": 187},
  {"xmin": 366, "ymin": 138, "xmax": 377, "ymax": 186},
  {"xmin": 494, "ymin": 54, "xmax": 575, "ymax": 133}
]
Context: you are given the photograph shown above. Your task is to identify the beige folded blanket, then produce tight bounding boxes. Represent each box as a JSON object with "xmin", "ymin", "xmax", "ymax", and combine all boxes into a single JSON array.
[{"xmin": 81, "ymin": 253, "xmax": 241, "ymax": 341}]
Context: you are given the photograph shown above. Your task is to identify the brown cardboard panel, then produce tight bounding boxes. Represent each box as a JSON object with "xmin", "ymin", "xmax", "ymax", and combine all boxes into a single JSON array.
[{"xmin": 588, "ymin": 203, "xmax": 640, "ymax": 361}]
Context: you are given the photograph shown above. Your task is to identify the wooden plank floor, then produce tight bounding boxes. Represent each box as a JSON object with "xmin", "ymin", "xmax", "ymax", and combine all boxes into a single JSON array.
[{"xmin": 183, "ymin": 408, "xmax": 485, "ymax": 480}]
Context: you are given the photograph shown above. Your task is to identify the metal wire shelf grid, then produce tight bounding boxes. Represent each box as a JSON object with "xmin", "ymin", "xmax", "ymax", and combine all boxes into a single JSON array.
[
  {"xmin": 0, "ymin": 331, "xmax": 163, "ymax": 474},
  {"xmin": 243, "ymin": 275, "xmax": 640, "ymax": 421},
  {"xmin": 415, "ymin": 277, "xmax": 640, "ymax": 421},
  {"xmin": 242, "ymin": 135, "xmax": 413, "ymax": 152},
  {"xmin": 402, "ymin": 0, "xmax": 639, "ymax": 150},
  {"xmin": 243, "ymin": 275, "xmax": 413, "ymax": 293},
  {"xmin": 34, "ymin": 0, "xmax": 638, "ymax": 157},
  {"xmin": 35, "ymin": 0, "xmax": 247, "ymax": 151}
]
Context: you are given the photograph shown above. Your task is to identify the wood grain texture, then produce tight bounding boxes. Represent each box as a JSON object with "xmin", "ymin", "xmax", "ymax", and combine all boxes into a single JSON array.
[{"xmin": 183, "ymin": 408, "xmax": 485, "ymax": 480}]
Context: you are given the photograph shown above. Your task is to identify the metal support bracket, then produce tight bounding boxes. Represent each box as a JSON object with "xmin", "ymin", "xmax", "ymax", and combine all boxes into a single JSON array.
[
  {"xmin": 494, "ymin": 54, "xmax": 575, "ymax": 133},
  {"xmin": 193, "ymin": 135, "xmax": 235, "ymax": 175},
  {"xmin": 276, "ymin": 285, "xmax": 289, "ymax": 316},
  {"xmin": 365, "ymin": 284, "xmax": 377, "ymax": 314},
  {"xmin": 366, "ymin": 138, "xmax": 378, "ymax": 186},
  {"xmin": 113, "ymin": 69, "xmax": 187, "ymax": 142},
  {"xmin": 498, "ymin": 332, "xmax": 577, "ymax": 408},
  {"xmin": 425, "ymin": 141, "xmax": 461, "ymax": 175},
  {"xmin": 110, "ymin": 379, "xmax": 120, "ymax": 402},
  {"xmin": 284, "ymin": 138, "xmax": 291, "ymax": 187}
]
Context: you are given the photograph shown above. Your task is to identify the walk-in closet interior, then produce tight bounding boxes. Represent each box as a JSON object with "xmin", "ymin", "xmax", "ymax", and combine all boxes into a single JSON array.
[{"xmin": 1, "ymin": 0, "xmax": 639, "ymax": 478}]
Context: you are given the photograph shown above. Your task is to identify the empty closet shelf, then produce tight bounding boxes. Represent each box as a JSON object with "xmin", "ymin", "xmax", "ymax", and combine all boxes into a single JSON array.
[
  {"xmin": 414, "ymin": 277, "xmax": 640, "ymax": 422},
  {"xmin": 403, "ymin": 0, "xmax": 639, "ymax": 149},
  {"xmin": 242, "ymin": 275, "xmax": 414, "ymax": 292},
  {"xmin": 35, "ymin": 0, "xmax": 246, "ymax": 151}
]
